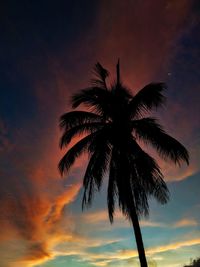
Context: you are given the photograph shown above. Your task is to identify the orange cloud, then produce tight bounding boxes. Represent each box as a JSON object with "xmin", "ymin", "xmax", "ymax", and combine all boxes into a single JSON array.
[
  {"xmin": 87, "ymin": 238, "xmax": 200, "ymax": 265},
  {"xmin": 0, "ymin": 57, "xmax": 91, "ymax": 266},
  {"xmin": 79, "ymin": 210, "xmax": 199, "ymax": 232},
  {"xmin": 147, "ymin": 238, "xmax": 200, "ymax": 255},
  {"xmin": 0, "ymin": 109, "xmax": 82, "ymax": 266},
  {"xmin": 82, "ymin": 209, "xmax": 164, "ymax": 228},
  {"xmin": 36, "ymin": 236, "xmax": 200, "ymax": 267},
  {"xmin": 173, "ymin": 218, "xmax": 198, "ymax": 228}
]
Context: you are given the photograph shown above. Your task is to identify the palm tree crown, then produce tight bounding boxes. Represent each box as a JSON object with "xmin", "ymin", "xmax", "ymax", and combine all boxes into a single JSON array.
[
  {"xmin": 58, "ymin": 62, "xmax": 189, "ymax": 266},
  {"xmin": 59, "ymin": 62, "xmax": 188, "ymax": 221}
]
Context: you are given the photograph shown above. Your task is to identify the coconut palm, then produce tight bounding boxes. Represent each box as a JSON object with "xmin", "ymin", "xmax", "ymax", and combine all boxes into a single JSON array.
[{"xmin": 58, "ymin": 61, "xmax": 189, "ymax": 267}]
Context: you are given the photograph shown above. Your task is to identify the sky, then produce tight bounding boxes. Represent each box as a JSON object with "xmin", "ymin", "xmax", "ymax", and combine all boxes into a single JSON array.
[{"xmin": 0, "ymin": 1, "xmax": 200, "ymax": 267}]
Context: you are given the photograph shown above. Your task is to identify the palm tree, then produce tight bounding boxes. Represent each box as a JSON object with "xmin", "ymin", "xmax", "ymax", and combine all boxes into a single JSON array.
[{"xmin": 58, "ymin": 61, "xmax": 189, "ymax": 267}]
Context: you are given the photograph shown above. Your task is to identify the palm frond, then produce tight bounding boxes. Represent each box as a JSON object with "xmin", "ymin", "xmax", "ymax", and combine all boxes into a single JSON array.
[
  {"xmin": 111, "ymin": 83, "xmax": 132, "ymax": 101},
  {"xmin": 107, "ymin": 148, "xmax": 118, "ymax": 223},
  {"xmin": 152, "ymin": 177, "xmax": 169, "ymax": 204},
  {"xmin": 129, "ymin": 83, "xmax": 166, "ymax": 117},
  {"xmin": 110, "ymin": 139, "xmax": 168, "ymax": 220},
  {"xmin": 82, "ymin": 138, "xmax": 111, "ymax": 209},
  {"xmin": 129, "ymin": 139, "xmax": 169, "ymax": 205},
  {"xmin": 91, "ymin": 62, "xmax": 109, "ymax": 89},
  {"xmin": 58, "ymin": 132, "xmax": 98, "ymax": 175},
  {"xmin": 59, "ymin": 122, "xmax": 106, "ymax": 148},
  {"xmin": 109, "ymin": 146, "xmax": 149, "ymax": 219},
  {"xmin": 59, "ymin": 111, "xmax": 102, "ymax": 130},
  {"xmin": 71, "ymin": 87, "xmax": 112, "ymax": 116},
  {"xmin": 132, "ymin": 117, "xmax": 189, "ymax": 165}
]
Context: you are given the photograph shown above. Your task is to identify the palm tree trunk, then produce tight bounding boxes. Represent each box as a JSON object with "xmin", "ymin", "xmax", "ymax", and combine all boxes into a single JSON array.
[{"xmin": 131, "ymin": 206, "xmax": 148, "ymax": 267}]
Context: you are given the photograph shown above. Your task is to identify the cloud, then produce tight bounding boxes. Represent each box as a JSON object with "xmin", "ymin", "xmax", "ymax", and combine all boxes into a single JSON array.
[
  {"xmin": 0, "ymin": 87, "xmax": 82, "ymax": 266},
  {"xmin": 140, "ymin": 220, "xmax": 166, "ymax": 228},
  {"xmin": 79, "ymin": 210, "xmax": 199, "ymax": 232},
  {"xmin": 87, "ymin": 238, "xmax": 200, "ymax": 266},
  {"xmin": 147, "ymin": 238, "xmax": 200, "ymax": 255},
  {"xmin": 80, "ymin": 209, "xmax": 166, "ymax": 229},
  {"xmin": 172, "ymin": 218, "xmax": 198, "ymax": 228},
  {"xmin": 82, "ymin": 210, "xmax": 118, "ymax": 224},
  {"xmin": 0, "ymin": 48, "xmax": 92, "ymax": 266},
  {"xmin": 81, "ymin": 209, "xmax": 126, "ymax": 225},
  {"xmin": 37, "ymin": 236, "xmax": 200, "ymax": 267}
]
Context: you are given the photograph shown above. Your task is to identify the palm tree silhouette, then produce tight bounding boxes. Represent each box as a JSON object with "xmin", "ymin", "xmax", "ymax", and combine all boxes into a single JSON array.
[{"xmin": 58, "ymin": 61, "xmax": 189, "ymax": 267}]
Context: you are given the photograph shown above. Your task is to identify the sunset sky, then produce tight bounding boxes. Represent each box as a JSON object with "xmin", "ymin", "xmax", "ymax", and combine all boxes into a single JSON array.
[{"xmin": 0, "ymin": 1, "xmax": 200, "ymax": 267}]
